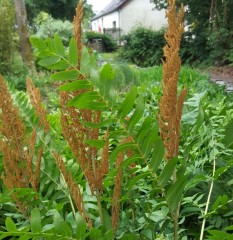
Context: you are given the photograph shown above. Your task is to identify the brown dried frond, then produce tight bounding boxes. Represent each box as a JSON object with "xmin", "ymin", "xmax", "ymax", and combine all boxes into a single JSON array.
[
  {"xmin": 26, "ymin": 78, "xmax": 50, "ymax": 191},
  {"xmin": 0, "ymin": 75, "xmax": 30, "ymax": 215},
  {"xmin": 26, "ymin": 78, "xmax": 49, "ymax": 132},
  {"xmin": 53, "ymin": 152, "xmax": 92, "ymax": 228},
  {"xmin": 111, "ymin": 151, "xmax": 124, "ymax": 233},
  {"xmin": 158, "ymin": 0, "xmax": 187, "ymax": 160},
  {"xmin": 101, "ymin": 129, "xmax": 109, "ymax": 176},
  {"xmin": 73, "ymin": 0, "xmax": 83, "ymax": 67},
  {"xmin": 0, "ymin": 75, "xmax": 28, "ymax": 190}
]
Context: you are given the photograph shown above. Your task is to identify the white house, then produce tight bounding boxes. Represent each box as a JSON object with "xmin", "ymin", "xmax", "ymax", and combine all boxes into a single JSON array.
[{"xmin": 91, "ymin": 0, "xmax": 167, "ymax": 40}]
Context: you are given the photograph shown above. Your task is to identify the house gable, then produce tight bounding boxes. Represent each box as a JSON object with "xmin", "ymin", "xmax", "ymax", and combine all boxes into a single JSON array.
[{"xmin": 91, "ymin": 0, "xmax": 166, "ymax": 39}]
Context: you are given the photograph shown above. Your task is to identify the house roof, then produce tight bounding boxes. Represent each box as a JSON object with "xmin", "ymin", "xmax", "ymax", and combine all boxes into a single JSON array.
[{"xmin": 91, "ymin": 0, "xmax": 129, "ymax": 21}]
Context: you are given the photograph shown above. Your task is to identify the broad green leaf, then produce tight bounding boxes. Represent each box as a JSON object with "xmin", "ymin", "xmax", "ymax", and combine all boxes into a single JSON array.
[
  {"xmin": 126, "ymin": 172, "xmax": 149, "ymax": 193},
  {"xmin": 59, "ymin": 80, "xmax": 92, "ymax": 91},
  {"xmin": 75, "ymin": 213, "xmax": 87, "ymax": 240},
  {"xmin": 121, "ymin": 234, "xmax": 139, "ymax": 240},
  {"xmin": 67, "ymin": 91, "xmax": 107, "ymax": 110},
  {"xmin": 0, "ymin": 233, "xmax": 18, "ymax": 240},
  {"xmin": 166, "ymin": 175, "xmax": 188, "ymax": 213},
  {"xmin": 68, "ymin": 91, "xmax": 100, "ymax": 103},
  {"xmin": 127, "ymin": 95, "xmax": 145, "ymax": 133},
  {"xmin": 99, "ymin": 63, "xmax": 116, "ymax": 101},
  {"xmin": 89, "ymin": 228, "xmax": 102, "ymax": 239},
  {"xmin": 80, "ymin": 46, "xmax": 90, "ymax": 74},
  {"xmin": 109, "ymin": 142, "xmax": 137, "ymax": 163},
  {"xmin": 53, "ymin": 211, "xmax": 72, "ymax": 237},
  {"xmin": 102, "ymin": 208, "xmax": 112, "ymax": 232},
  {"xmin": 71, "ymin": 101, "xmax": 107, "ymax": 111},
  {"xmin": 46, "ymin": 38, "xmax": 55, "ymax": 52},
  {"xmin": 51, "ymin": 69, "xmax": 79, "ymax": 81},
  {"xmin": 108, "ymin": 129, "xmax": 126, "ymax": 139},
  {"xmin": 150, "ymin": 136, "xmax": 164, "ymax": 173},
  {"xmin": 208, "ymin": 230, "xmax": 231, "ymax": 238},
  {"xmin": 68, "ymin": 37, "xmax": 78, "ymax": 67},
  {"xmin": 136, "ymin": 116, "xmax": 152, "ymax": 144},
  {"xmin": 5, "ymin": 217, "xmax": 17, "ymax": 232},
  {"xmin": 225, "ymin": 225, "xmax": 233, "ymax": 231},
  {"xmin": 141, "ymin": 125, "xmax": 158, "ymax": 157},
  {"xmin": 80, "ymin": 118, "xmax": 117, "ymax": 128},
  {"xmin": 30, "ymin": 208, "xmax": 42, "ymax": 233},
  {"xmin": 108, "ymin": 154, "xmax": 143, "ymax": 178},
  {"xmin": 214, "ymin": 162, "xmax": 233, "ymax": 180},
  {"xmin": 222, "ymin": 119, "xmax": 233, "ymax": 148},
  {"xmin": 158, "ymin": 157, "xmax": 178, "ymax": 187},
  {"xmin": 212, "ymin": 195, "xmax": 228, "ymax": 211},
  {"xmin": 39, "ymin": 56, "xmax": 61, "ymax": 67},
  {"xmin": 54, "ymin": 34, "xmax": 65, "ymax": 57},
  {"xmin": 117, "ymin": 86, "xmax": 138, "ymax": 119},
  {"xmin": 104, "ymin": 230, "xmax": 114, "ymax": 240},
  {"xmin": 47, "ymin": 60, "xmax": 70, "ymax": 70},
  {"xmin": 84, "ymin": 139, "xmax": 106, "ymax": 149},
  {"xmin": 119, "ymin": 154, "xmax": 142, "ymax": 171},
  {"xmin": 30, "ymin": 37, "xmax": 47, "ymax": 50}
]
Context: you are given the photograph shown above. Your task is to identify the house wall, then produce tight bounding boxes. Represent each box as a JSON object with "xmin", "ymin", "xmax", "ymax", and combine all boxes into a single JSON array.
[
  {"xmin": 119, "ymin": 0, "xmax": 167, "ymax": 34},
  {"xmin": 91, "ymin": 11, "xmax": 119, "ymax": 33}
]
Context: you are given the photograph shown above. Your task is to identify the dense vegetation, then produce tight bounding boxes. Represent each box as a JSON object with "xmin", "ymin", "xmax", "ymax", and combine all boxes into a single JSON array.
[
  {"xmin": 150, "ymin": 0, "xmax": 233, "ymax": 65},
  {"xmin": 1, "ymin": 0, "xmax": 233, "ymax": 240},
  {"xmin": 120, "ymin": 27, "xmax": 165, "ymax": 67},
  {"xmin": 121, "ymin": 0, "xmax": 233, "ymax": 67}
]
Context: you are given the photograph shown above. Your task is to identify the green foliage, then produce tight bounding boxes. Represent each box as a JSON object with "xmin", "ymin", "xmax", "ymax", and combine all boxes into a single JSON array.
[
  {"xmin": 33, "ymin": 12, "xmax": 73, "ymax": 46},
  {"xmin": 86, "ymin": 31, "xmax": 117, "ymax": 52},
  {"xmin": 25, "ymin": 0, "xmax": 94, "ymax": 23},
  {"xmin": 2, "ymin": 31, "xmax": 233, "ymax": 240},
  {"xmin": 120, "ymin": 27, "xmax": 165, "ymax": 67},
  {"xmin": 150, "ymin": 0, "xmax": 233, "ymax": 65},
  {"xmin": 27, "ymin": 34, "xmax": 190, "ymax": 238},
  {"xmin": 0, "ymin": 0, "xmax": 15, "ymax": 73}
]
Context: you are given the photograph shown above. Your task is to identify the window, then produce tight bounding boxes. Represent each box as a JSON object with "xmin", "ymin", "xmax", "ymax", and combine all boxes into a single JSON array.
[{"xmin": 113, "ymin": 21, "xmax": 116, "ymax": 29}]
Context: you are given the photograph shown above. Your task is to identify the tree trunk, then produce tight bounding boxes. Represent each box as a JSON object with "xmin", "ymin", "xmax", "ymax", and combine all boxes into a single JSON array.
[{"xmin": 14, "ymin": 0, "xmax": 35, "ymax": 72}]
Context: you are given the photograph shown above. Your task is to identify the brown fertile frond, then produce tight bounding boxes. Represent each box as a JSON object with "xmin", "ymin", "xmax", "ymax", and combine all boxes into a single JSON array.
[
  {"xmin": 0, "ymin": 75, "xmax": 31, "ymax": 214},
  {"xmin": 59, "ymin": 91, "xmax": 104, "ymax": 195},
  {"xmin": 26, "ymin": 78, "xmax": 50, "ymax": 191},
  {"xmin": 112, "ymin": 151, "xmax": 124, "ymax": 233},
  {"xmin": 26, "ymin": 78, "xmax": 49, "ymax": 132},
  {"xmin": 158, "ymin": 0, "xmax": 187, "ymax": 160},
  {"xmin": 73, "ymin": 0, "xmax": 83, "ymax": 67},
  {"xmin": 0, "ymin": 75, "xmax": 28, "ymax": 190},
  {"xmin": 111, "ymin": 137, "xmax": 136, "ymax": 233},
  {"xmin": 53, "ymin": 152, "xmax": 92, "ymax": 228},
  {"xmin": 58, "ymin": 1, "xmax": 108, "ymax": 228}
]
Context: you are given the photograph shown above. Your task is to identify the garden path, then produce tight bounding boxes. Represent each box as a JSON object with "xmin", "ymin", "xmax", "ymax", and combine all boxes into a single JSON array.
[{"xmin": 209, "ymin": 66, "xmax": 233, "ymax": 92}]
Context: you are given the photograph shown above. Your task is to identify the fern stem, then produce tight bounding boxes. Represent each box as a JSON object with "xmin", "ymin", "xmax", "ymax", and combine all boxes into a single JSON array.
[
  {"xmin": 62, "ymin": 173, "xmax": 77, "ymax": 219},
  {"xmin": 91, "ymin": 154, "xmax": 104, "ymax": 226},
  {"xmin": 172, "ymin": 169, "xmax": 179, "ymax": 240},
  {"xmin": 96, "ymin": 189, "xmax": 104, "ymax": 226},
  {"xmin": 200, "ymin": 135, "xmax": 216, "ymax": 240}
]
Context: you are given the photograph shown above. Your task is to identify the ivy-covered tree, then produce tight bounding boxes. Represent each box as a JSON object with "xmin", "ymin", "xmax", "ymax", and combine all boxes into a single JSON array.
[{"xmin": 15, "ymin": 0, "xmax": 35, "ymax": 71}]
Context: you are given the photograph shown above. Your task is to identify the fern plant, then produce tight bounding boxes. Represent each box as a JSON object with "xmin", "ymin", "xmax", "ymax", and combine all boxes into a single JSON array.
[{"xmin": 0, "ymin": 0, "xmax": 190, "ymax": 239}]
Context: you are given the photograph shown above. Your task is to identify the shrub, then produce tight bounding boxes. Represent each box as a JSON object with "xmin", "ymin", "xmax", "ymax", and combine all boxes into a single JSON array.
[
  {"xmin": 0, "ymin": 0, "xmax": 15, "ymax": 73},
  {"xmin": 33, "ymin": 12, "xmax": 73, "ymax": 46},
  {"xmin": 85, "ymin": 31, "xmax": 117, "ymax": 52},
  {"xmin": 120, "ymin": 27, "xmax": 165, "ymax": 67}
]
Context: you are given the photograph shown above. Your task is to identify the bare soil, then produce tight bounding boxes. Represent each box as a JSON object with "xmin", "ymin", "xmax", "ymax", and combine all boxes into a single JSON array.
[{"xmin": 209, "ymin": 66, "xmax": 233, "ymax": 83}]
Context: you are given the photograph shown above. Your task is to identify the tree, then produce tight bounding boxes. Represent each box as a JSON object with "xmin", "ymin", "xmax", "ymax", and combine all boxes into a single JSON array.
[
  {"xmin": 150, "ymin": 0, "xmax": 233, "ymax": 65},
  {"xmin": 25, "ymin": 0, "xmax": 94, "ymax": 23},
  {"xmin": 14, "ymin": 0, "xmax": 35, "ymax": 71}
]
